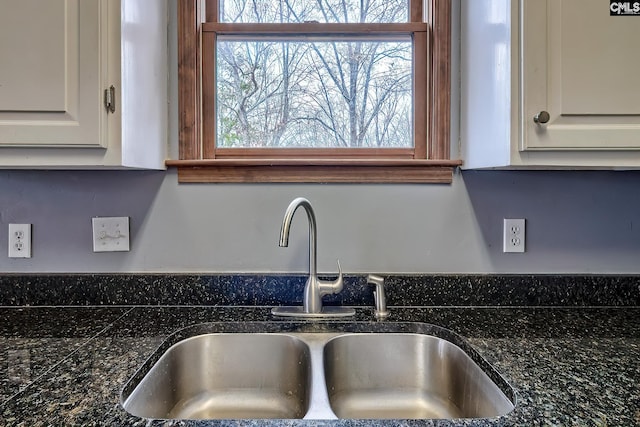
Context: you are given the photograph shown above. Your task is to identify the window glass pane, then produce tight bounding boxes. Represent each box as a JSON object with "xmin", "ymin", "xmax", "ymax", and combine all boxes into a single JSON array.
[
  {"xmin": 219, "ymin": 0, "xmax": 409, "ymax": 23},
  {"xmin": 216, "ymin": 40, "xmax": 412, "ymax": 149}
]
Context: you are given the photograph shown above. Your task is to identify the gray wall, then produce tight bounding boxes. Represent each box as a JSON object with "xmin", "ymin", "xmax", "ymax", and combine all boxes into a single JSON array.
[
  {"xmin": 1, "ymin": 2, "xmax": 640, "ymax": 274},
  {"xmin": 2, "ymin": 169, "xmax": 640, "ymax": 274}
]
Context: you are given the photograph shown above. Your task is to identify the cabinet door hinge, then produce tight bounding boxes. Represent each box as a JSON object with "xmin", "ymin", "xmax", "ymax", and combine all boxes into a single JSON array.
[{"xmin": 104, "ymin": 85, "xmax": 116, "ymax": 113}]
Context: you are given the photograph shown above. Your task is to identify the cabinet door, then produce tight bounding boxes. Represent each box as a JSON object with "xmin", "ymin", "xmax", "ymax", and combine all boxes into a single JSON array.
[
  {"xmin": 522, "ymin": 0, "xmax": 640, "ymax": 150},
  {"xmin": 0, "ymin": 0, "xmax": 105, "ymax": 147}
]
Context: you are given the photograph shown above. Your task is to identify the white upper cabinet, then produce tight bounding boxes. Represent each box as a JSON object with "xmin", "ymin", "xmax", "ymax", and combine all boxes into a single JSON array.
[
  {"xmin": 461, "ymin": 0, "xmax": 640, "ymax": 169},
  {"xmin": 0, "ymin": 0, "xmax": 167, "ymax": 169},
  {"xmin": 0, "ymin": 0, "xmax": 102, "ymax": 148}
]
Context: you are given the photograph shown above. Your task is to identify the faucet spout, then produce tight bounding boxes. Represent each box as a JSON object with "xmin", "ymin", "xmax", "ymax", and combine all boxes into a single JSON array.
[{"xmin": 279, "ymin": 197, "xmax": 317, "ymax": 280}]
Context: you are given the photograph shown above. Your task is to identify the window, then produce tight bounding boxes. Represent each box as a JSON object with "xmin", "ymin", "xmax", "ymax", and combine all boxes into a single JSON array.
[{"xmin": 169, "ymin": 0, "xmax": 460, "ymax": 183}]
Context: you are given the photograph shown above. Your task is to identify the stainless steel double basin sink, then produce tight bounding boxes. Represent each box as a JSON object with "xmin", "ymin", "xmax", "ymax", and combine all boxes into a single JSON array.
[{"xmin": 121, "ymin": 322, "xmax": 515, "ymax": 421}]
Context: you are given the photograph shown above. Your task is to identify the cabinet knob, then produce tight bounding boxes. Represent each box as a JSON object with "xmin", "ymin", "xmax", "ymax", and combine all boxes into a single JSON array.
[{"xmin": 533, "ymin": 111, "xmax": 550, "ymax": 124}]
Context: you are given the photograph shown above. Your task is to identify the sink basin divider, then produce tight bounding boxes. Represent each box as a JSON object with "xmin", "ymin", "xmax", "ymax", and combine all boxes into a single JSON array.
[{"xmin": 296, "ymin": 332, "xmax": 341, "ymax": 420}]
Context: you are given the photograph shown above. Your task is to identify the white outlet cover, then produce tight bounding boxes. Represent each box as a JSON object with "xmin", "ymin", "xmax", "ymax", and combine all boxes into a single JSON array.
[
  {"xmin": 8, "ymin": 224, "xmax": 32, "ymax": 258},
  {"xmin": 92, "ymin": 217, "xmax": 130, "ymax": 252},
  {"xmin": 503, "ymin": 218, "xmax": 525, "ymax": 253}
]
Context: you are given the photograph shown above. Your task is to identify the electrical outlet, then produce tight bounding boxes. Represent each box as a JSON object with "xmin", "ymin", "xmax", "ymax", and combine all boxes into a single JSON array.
[
  {"xmin": 8, "ymin": 224, "xmax": 32, "ymax": 258},
  {"xmin": 503, "ymin": 219, "xmax": 525, "ymax": 253},
  {"xmin": 92, "ymin": 217, "xmax": 130, "ymax": 252}
]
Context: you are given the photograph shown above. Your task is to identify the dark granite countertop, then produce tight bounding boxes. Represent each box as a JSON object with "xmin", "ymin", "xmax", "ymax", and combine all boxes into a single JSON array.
[
  {"xmin": 0, "ymin": 275, "xmax": 639, "ymax": 426},
  {"xmin": 0, "ymin": 306, "xmax": 638, "ymax": 426}
]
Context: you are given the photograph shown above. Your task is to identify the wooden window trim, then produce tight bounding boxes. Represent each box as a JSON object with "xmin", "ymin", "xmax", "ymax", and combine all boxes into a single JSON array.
[
  {"xmin": 169, "ymin": 0, "xmax": 461, "ymax": 183},
  {"xmin": 201, "ymin": 23, "xmax": 427, "ymax": 161}
]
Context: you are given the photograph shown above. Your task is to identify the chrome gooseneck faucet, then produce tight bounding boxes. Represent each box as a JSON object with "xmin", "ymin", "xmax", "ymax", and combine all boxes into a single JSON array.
[{"xmin": 273, "ymin": 197, "xmax": 354, "ymax": 318}]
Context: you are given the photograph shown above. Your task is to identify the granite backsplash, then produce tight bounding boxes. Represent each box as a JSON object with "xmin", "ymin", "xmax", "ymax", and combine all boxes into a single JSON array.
[{"xmin": 0, "ymin": 274, "xmax": 638, "ymax": 307}]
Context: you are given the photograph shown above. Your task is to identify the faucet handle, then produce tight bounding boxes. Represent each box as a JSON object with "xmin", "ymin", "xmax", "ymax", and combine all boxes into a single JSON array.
[
  {"xmin": 333, "ymin": 259, "xmax": 344, "ymax": 289},
  {"xmin": 318, "ymin": 259, "xmax": 344, "ymax": 297}
]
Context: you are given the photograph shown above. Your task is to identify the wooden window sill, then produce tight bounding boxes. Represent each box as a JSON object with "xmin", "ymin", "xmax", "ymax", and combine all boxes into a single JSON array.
[{"xmin": 165, "ymin": 159, "xmax": 463, "ymax": 183}]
